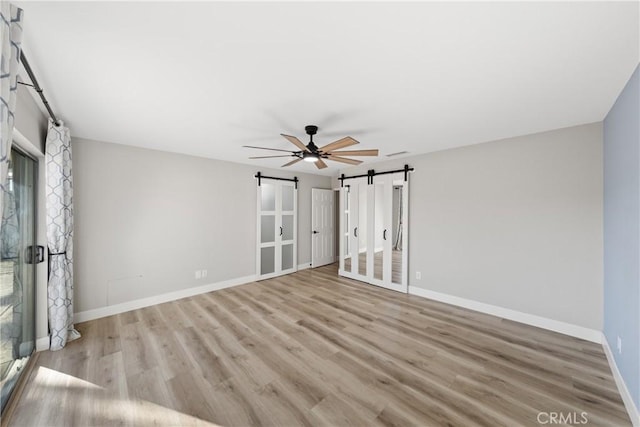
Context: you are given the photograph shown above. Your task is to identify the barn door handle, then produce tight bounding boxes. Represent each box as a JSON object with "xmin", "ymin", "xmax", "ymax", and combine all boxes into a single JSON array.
[
  {"xmin": 279, "ymin": 226, "xmax": 283, "ymax": 236},
  {"xmin": 383, "ymin": 229, "xmax": 387, "ymax": 240},
  {"xmin": 354, "ymin": 227, "xmax": 358, "ymax": 237}
]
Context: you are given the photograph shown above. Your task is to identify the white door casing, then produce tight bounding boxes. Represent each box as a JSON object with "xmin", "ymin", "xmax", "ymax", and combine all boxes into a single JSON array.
[{"xmin": 311, "ymin": 188, "xmax": 335, "ymax": 268}]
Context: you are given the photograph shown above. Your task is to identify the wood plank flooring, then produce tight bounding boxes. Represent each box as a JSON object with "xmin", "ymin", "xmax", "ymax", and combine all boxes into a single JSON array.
[{"xmin": 8, "ymin": 264, "xmax": 631, "ymax": 426}]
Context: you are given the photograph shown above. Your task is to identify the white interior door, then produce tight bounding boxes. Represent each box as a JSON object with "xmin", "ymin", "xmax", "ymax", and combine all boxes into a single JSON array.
[
  {"xmin": 311, "ymin": 188, "xmax": 335, "ymax": 268},
  {"xmin": 257, "ymin": 180, "xmax": 297, "ymax": 279}
]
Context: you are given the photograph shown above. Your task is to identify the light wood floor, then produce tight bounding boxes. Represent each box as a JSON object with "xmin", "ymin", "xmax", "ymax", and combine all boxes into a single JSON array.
[{"xmin": 8, "ymin": 264, "xmax": 631, "ymax": 426}]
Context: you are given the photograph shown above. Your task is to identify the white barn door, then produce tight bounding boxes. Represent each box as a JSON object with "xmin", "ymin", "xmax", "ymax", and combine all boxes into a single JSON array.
[
  {"xmin": 338, "ymin": 172, "xmax": 409, "ymax": 293},
  {"xmin": 256, "ymin": 180, "xmax": 297, "ymax": 279}
]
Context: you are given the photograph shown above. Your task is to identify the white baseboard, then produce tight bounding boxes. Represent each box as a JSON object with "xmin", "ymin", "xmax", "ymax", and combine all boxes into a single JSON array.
[
  {"xmin": 35, "ymin": 336, "xmax": 50, "ymax": 352},
  {"xmin": 602, "ymin": 333, "xmax": 640, "ymax": 426},
  {"xmin": 75, "ymin": 274, "xmax": 257, "ymax": 323},
  {"xmin": 408, "ymin": 286, "xmax": 602, "ymax": 343}
]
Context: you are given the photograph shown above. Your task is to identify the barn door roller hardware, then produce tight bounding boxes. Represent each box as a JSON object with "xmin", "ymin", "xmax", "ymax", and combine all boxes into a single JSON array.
[
  {"xmin": 255, "ymin": 172, "xmax": 299, "ymax": 189},
  {"xmin": 339, "ymin": 164, "xmax": 414, "ymax": 187}
]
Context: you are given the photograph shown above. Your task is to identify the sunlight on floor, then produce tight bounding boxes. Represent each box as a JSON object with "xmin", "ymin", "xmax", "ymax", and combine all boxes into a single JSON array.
[{"xmin": 10, "ymin": 366, "xmax": 221, "ymax": 426}]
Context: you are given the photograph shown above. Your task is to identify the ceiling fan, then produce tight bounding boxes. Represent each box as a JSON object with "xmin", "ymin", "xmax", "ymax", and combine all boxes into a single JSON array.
[{"xmin": 243, "ymin": 125, "xmax": 378, "ymax": 169}]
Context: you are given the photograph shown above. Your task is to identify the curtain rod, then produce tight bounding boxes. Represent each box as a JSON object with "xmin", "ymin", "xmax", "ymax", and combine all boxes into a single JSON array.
[{"xmin": 18, "ymin": 50, "xmax": 61, "ymax": 127}]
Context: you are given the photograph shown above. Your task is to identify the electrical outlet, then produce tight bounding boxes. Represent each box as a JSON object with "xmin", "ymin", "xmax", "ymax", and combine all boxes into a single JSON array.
[
  {"xmin": 617, "ymin": 336, "xmax": 622, "ymax": 354},
  {"xmin": 416, "ymin": 271, "xmax": 421, "ymax": 280},
  {"xmin": 202, "ymin": 269, "xmax": 208, "ymax": 278},
  {"xmin": 195, "ymin": 270, "xmax": 202, "ymax": 279}
]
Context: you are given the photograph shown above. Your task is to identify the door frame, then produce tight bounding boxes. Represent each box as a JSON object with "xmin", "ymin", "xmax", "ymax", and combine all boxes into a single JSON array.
[
  {"xmin": 11, "ymin": 130, "xmax": 48, "ymax": 353},
  {"xmin": 0, "ymin": 144, "xmax": 39, "ymax": 412}
]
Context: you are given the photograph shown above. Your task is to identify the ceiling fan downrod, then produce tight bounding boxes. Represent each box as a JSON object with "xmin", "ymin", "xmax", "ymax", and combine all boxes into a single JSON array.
[{"xmin": 305, "ymin": 125, "xmax": 319, "ymax": 152}]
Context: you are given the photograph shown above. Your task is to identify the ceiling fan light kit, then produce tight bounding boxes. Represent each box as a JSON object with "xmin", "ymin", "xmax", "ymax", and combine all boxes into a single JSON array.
[
  {"xmin": 303, "ymin": 152, "xmax": 320, "ymax": 162},
  {"xmin": 244, "ymin": 124, "xmax": 379, "ymax": 169}
]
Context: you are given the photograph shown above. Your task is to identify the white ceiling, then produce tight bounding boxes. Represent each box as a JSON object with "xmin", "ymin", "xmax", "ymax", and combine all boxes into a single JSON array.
[{"xmin": 15, "ymin": 1, "xmax": 640, "ymax": 176}]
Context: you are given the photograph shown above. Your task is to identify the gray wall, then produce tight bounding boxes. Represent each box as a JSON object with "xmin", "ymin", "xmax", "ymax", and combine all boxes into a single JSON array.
[
  {"xmin": 14, "ymin": 84, "xmax": 47, "ymax": 153},
  {"xmin": 340, "ymin": 123, "xmax": 603, "ymax": 330},
  {"xmin": 604, "ymin": 64, "xmax": 639, "ymax": 407},
  {"xmin": 72, "ymin": 138, "xmax": 331, "ymax": 312}
]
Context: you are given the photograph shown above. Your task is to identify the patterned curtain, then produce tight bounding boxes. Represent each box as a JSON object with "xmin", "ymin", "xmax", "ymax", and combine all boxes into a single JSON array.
[
  {"xmin": 46, "ymin": 120, "xmax": 80, "ymax": 350},
  {"xmin": 0, "ymin": 2, "xmax": 23, "ymax": 212}
]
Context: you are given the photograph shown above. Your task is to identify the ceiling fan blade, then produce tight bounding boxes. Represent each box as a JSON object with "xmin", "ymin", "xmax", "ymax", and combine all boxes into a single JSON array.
[
  {"xmin": 281, "ymin": 134, "xmax": 309, "ymax": 152},
  {"xmin": 282, "ymin": 158, "xmax": 302, "ymax": 167},
  {"xmin": 326, "ymin": 156, "xmax": 363, "ymax": 165},
  {"xmin": 249, "ymin": 155, "xmax": 295, "ymax": 159},
  {"xmin": 243, "ymin": 145, "xmax": 295, "ymax": 153},
  {"xmin": 315, "ymin": 158, "xmax": 328, "ymax": 169},
  {"xmin": 319, "ymin": 136, "xmax": 359, "ymax": 153},
  {"xmin": 328, "ymin": 149, "xmax": 378, "ymax": 157}
]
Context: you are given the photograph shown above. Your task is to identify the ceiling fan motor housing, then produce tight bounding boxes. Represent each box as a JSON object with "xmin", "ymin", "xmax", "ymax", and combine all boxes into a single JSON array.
[{"xmin": 305, "ymin": 125, "xmax": 320, "ymax": 152}]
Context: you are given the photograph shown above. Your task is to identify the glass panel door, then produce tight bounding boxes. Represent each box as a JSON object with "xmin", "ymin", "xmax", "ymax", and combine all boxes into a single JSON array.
[
  {"xmin": 371, "ymin": 174, "xmax": 393, "ymax": 288},
  {"xmin": 1, "ymin": 148, "xmax": 36, "ymax": 412},
  {"xmin": 357, "ymin": 180, "xmax": 368, "ymax": 277},
  {"xmin": 391, "ymin": 182, "xmax": 405, "ymax": 286},
  {"xmin": 257, "ymin": 180, "xmax": 297, "ymax": 279},
  {"xmin": 339, "ymin": 172, "xmax": 409, "ymax": 293},
  {"xmin": 341, "ymin": 177, "xmax": 369, "ymax": 281},
  {"xmin": 391, "ymin": 178, "xmax": 409, "ymax": 291},
  {"xmin": 279, "ymin": 182, "xmax": 297, "ymax": 274},
  {"xmin": 343, "ymin": 185, "xmax": 354, "ymax": 274},
  {"xmin": 259, "ymin": 182, "xmax": 276, "ymax": 276},
  {"xmin": 373, "ymin": 180, "xmax": 385, "ymax": 281}
]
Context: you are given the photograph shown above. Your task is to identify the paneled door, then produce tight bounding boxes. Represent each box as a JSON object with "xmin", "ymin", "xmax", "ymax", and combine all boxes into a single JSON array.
[
  {"xmin": 0, "ymin": 148, "xmax": 37, "ymax": 412},
  {"xmin": 371, "ymin": 173, "xmax": 408, "ymax": 292},
  {"xmin": 339, "ymin": 184, "xmax": 352, "ymax": 275},
  {"xmin": 311, "ymin": 189, "xmax": 334, "ymax": 268},
  {"xmin": 256, "ymin": 180, "xmax": 297, "ymax": 279},
  {"xmin": 339, "ymin": 177, "xmax": 371, "ymax": 283},
  {"xmin": 339, "ymin": 172, "xmax": 408, "ymax": 293}
]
